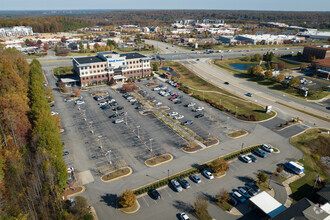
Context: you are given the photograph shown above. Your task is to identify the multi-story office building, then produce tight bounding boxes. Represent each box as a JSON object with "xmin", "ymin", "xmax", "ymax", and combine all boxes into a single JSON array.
[
  {"xmin": 72, "ymin": 51, "xmax": 151, "ymax": 86},
  {"xmin": 303, "ymin": 45, "xmax": 330, "ymax": 60}
]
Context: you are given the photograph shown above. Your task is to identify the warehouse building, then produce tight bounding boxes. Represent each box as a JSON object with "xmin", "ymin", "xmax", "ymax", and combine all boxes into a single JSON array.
[{"xmin": 72, "ymin": 51, "xmax": 151, "ymax": 86}]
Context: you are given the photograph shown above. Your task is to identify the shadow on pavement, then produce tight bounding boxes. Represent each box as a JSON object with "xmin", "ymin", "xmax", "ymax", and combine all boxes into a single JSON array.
[
  {"xmin": 172, "ymin": 200, "xmax": 194, "ymax": 213},
  {"xmin": 100, "ymin": 193, "xmax": 118, "ymax": 209},
  {"xmin": 236, "ymin": 176, "xmax": 255, "ymax": 184}
]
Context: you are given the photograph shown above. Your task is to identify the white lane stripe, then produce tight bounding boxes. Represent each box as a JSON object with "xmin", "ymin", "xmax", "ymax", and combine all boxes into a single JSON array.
[{"xmin": 142, "ymin": 197, "xmax": 149, "ymax": 207}]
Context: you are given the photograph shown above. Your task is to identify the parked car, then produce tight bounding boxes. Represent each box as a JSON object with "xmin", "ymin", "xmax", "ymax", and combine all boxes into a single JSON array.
[
  {"xmin": 169, "ymin": 96, "xmax": 176, "ymax": 101},
  {"xmin": 202, "ymin": 170, "xmax": 214, "ymax": 179},
  {"xmin": 182, "ymin": 120, "xmax": 193, "ymax": 125},
  {"xmin": 240, "ymin": 155, "xmax": 252, "ymax": 163},
  {"xmin": 174, "ymin": 115, "xmax": 184, "ymax": 120},
  {"xmin": 67, "ymin": 167, "xmax": 74, "ymax": 174},
  {"xmin": 168, "ymin": 112, "xmax": 178, "ymax": 116},
  {"xmin": 179, "ymin": 179, "xmax": 191, "ymax": 189},
  {"xmin": 224, "ymin": 82, "xmax": 229, "ymax": 85},
  {"xmin": 155, "ymin": 102, "xmax": 162, "ymax": 106},
  {"xmin": 170, "ymin": 179, "xmax": 183, "ymax": 192},
  {"xmin": 179, "ymin": 213, "xmax": 190, "ymax": 220},
  {"xmin": 109, "ymin": 114, "xmax": 118, "ymax": 118},
  {"xmin": 246, "ymin": 93, "xmax": 253, "ymax": 97},
  {"xmin": 253, "ymin": 149, "xmax": 268, "ymax": 158},
  {"xmin": 149, "ymin": 189, "xmax": 161, "ymax": 200},
  {"xmin": 261, "ymin": 144, "xmax": 274, "ymax": 153},
  {"xmin": 129, "ymin": 99, "xmax": 136, "ymax": 103},
  {"xmin": 245, "ymin": 182, "xmax": 261, "ymax": 193},
  {"xmin": 63, "ymin": 151, "xmax": 69, "ymax": 156},
  {"xmin": 190, "ymin": 174, "xmax": 201, "ymax": 183},
  {"xmin": 247, "ymin": 154, "xmax": 257, "ymax": 162},
  {"xmin": 194, "ymin": 106, "xmax": 204, "ymax": 111},
  {"xmin": 101, "ymin": 105, "xmax": 110, "ymax": 110},
  {"xmin": 232, "ymin": 191, "xmax": 246, "ymax": 203},
  {"xmin": 187, "ymin": 102, "xmax": 196, "ymax": 107},
  {"xmin": 228, "ymin": 193, "xmax": 238, "ymax": 206},
  {"xmin": 75, "ymin": 101, "xmax": 85, "ymax": 105},
  {"xmin": 174, "ymin": 100, "xmax": 182, "ymax": 104},
  {"xmin": 108, "ymin": 99, "xmax": 116, "ymax": 103},
  {"xmin": 114, "ymin": 119, "xmax": 124, "ymax": 124},
  {"xmin": 244, "ymin": 185, "xmax": 257, "ymax": 196},
  {"xmin": 195, "ymin": 113, "xmax": 204, "ymax": 118},
  {"xmin": 118, "ymin": 112, "xmax": 126, "ymax": 116},
  {"xmin": 65, "ymin": 99, "xmax": 73, "ymax": 102},
  {"xmin": 51, "ymin": 111, "xmax": 58, "ymax": 116},
  {"xmin": 98, "ymin": 101, "xmax": 107, "ymax": 106},
  {"xmin": 116, "ymin": 106, "xmax": 124, "ymax": 110},
  {"xmin": 237, "ymin": 187, "xmax": 251, "ymax": 199}
]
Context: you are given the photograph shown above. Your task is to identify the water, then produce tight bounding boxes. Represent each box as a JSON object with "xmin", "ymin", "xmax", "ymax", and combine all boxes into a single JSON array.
[{"xmin": 230, "ymin": 63, "xmax": 254, "ymax": 71}]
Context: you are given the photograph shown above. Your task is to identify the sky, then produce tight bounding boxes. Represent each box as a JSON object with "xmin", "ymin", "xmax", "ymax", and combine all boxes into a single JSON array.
[{"xmin": 0, "ymin": 0, "xmax": 330, "ymax": 11}]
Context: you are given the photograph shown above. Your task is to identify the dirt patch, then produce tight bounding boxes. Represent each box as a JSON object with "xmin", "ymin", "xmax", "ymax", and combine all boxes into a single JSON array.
[
  {"xmin": 91, "ymin": 91, "xmax": 108, "ymax": 97},
  {"xmin": 146, "ymin": 83, "xmax": 159, "ymax": 87},
  {"xmin": 101, "ymin": 167, "xmax": 132, "ymax": 182},
  {"xmin": 204, "ymin": 139, "xmax": 219, "ymax": 147},
  {"xmin": 145, "ymin": 153, "xmax": 173, "ymax": 167},
  {"xmin": 227, "ymin": 130, "xmax": 248, "ymax": 138},
  {"xmin": 182, "ymin": 144, "xmax": 203, "ymax": 153},
  {"xmin": 63, "ymin": 186, "xmax": 84, "ymax": 200}
]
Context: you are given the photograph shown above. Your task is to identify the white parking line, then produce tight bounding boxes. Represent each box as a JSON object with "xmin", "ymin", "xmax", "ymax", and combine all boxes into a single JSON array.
[
  {"xmin": 142, "ymin": 196, "xmax": 150, "ymax": 207},
  {"xmin": 164, "ymin": 188, "xmax": 173, "ymax": 198}
]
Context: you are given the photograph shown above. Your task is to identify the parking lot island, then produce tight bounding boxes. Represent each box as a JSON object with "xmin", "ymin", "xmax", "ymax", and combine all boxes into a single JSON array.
[
  {"xmin": 145, "ymin": 153, "xmax": 173, "ymax": 167},
  {"xmin": 120, "ymin": 201, "xmax": 140, "ymax": 214},
  {"xmin": 227, "ymin": 130, "xmax": 248, "ymax": 139},
  {"xmin": 101, "ymin": 167, "xmax": 132, "ymax": 182}
]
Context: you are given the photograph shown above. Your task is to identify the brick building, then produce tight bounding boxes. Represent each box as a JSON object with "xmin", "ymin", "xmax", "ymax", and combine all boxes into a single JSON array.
[
  {"xmin": 302, "ymin": 45, "xmax": 330, "ymax": 60},
  {"xmin": 72, "ymin": 51, "xmax": 151, "ymax": 86},
  {"xmin": 314, "ymin": 58, "xmax": 330, "ymax": 80}
]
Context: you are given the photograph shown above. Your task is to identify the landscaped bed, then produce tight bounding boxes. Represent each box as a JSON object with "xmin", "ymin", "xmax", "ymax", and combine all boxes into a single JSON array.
[
  {"xmin": 289, "ymin": 128, "xmax": 330, "ymax": 202},
  {"xmin": 145, "ymin": 153, "xmax": 173, "ymax": 167},
  {"xmin": 101, "ymin": 167, "xmax": 132, "ymax": 182},
  {"xmin": 120, "ymin": 201, "xmax": 140, "ymax": 214},
  {"xmin": 63, "ymin": 186, "xmax": 84, "ymax": 200},
  {"xmin": 227, "ymin": 130, "xmax": 248, "ymax": 138},
  {"xmin": 162, "ymin": 61, "xmax": 275, "ymax": 121},
  {"xmin": 53, "ymin": 66, "xmax": 75, "ymax": 78}
]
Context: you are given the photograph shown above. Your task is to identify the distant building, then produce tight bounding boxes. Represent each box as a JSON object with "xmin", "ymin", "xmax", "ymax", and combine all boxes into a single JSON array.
[
  {"xmin": 72, "ymin": 51, "xmax": 151, "ymax": 86},
  {"xmin": 236, "ymin": 34, "xmax": 304, "ymax": 45},
  {"xmin": 0, "ymin": 26, "xmax": 33, "ymax": 38},
  {"xmin": 303, "ymin": 45, "xmax": 330, "ymax": 60},
  {"xmin": 314, "ymin": 58, "xmax": 330, "ymax": 80},
  {"xmin": 299, "ymin": 31, "xmax": 330, "ymax": 40},
  {"xmin": 216, "ymin": 35, "xmax": 237, "ymax": 44}
]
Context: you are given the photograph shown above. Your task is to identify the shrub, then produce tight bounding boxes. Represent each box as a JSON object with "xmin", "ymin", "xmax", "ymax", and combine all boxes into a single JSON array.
[
  {"xmin": 311, "ymin": 154, "xmax": 320, "ymax": 161},
  {"xmin": 257, "ymin": 172, "xmax": 268, "ymax": 183},
  {"xmin": 276, "ymin": 166, "xmax": 284, "ymax": 173},
  {"xmin": 118, "ymin": 190, "xmax": 137, "ymax": 208}
]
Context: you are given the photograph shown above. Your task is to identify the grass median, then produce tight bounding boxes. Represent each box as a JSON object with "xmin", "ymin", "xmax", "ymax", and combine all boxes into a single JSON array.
[
  {"xmin": 289, "ymin": 128, "xmax": 330, "ymax": 202},
  {"xmin": 145, "ymin": 153, "xmax": 173, "ymax": 167},
  {"xmin": 162, "ymin": 61, "xmax": 275, "ymax": 121}
]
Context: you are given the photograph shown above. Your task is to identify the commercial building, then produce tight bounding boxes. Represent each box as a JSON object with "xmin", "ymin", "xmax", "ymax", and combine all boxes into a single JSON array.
[
  {"xmin": 314, "ymin": 58, "xmax": 330, "ymax": 80},
  {"xmin": 303, "ymin": 45, "xmax": 330, "ymax": 60},
  {"xmin": 216, "ymin": 35, "xmax": 237, "ymax": 44},
  {"xmin": 299, "ymin": 31, "xmax": 330, "ymax": 39},
  {"xmin": 236, "ymin": 34, "xmax": 304, "ymax": 45},
  {"xmin": 72, "ymin": 51, "xmax": 151, "ymax": 86},
  {"xmin": 0, "ymin": 26, "xmax": 33, "ymax": 38}
]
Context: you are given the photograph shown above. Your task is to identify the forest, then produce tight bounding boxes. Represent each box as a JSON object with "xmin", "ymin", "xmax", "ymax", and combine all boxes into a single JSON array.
[{"xmin": 0, "ymin": 47, "xmax": 87, "ymax": 219}]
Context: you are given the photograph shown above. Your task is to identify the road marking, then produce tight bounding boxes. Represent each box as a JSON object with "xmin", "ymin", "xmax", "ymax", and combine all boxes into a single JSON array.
[
  {"xmin": 300, "ymin": 123, "xmax": 311, "ymax": 128},
  {"xmin": 142, "ymin": 196, "xmax": 150, "ymax": 207},
  {"xmin": 164, "ymin": 188, "xmax": 173, "ymax": 198}
]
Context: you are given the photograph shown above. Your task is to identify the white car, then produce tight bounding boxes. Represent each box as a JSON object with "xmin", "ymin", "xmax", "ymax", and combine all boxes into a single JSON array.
[
  {"xmin": 51, "ymin": 111, "xmax": 58, "ymax": 116},
  {"xmin": 174, "ymin": 114, "xmax": 184, "ymax": 120},
  {"xmin": 129, "ymin": 99, "xmax": 136, "ymax": 102},
  {"xmin": 179, "ymin": 213, "xmax": 190, "ymax": 220},
  {"xmin": 65, "ymin": 99, "xmax": 73, "ymax": 102},
  {"xmin": 155, "ymin": 102, "xmax": 162, "ymax": 106},
  {"xmin": 202, "ymin": 170, "xmax": 214, "ymax": 179},
  {"xmin": 163, "ymin": 93, "xmax": 170, "ymax": 97},
  {"xmin": 261, "ymin": 144, "xmax": 274, "ymax": 153},
  {"xmin": 67, "ymin": 167, "xmax": 74, "ymax": 173},
  {"xmin": 98, "ymin": 101, "xmax": 107, "ymax": 106},
  {"xmin": 114, "ymin": 119, "xmax": 124, "ymax": 124},
  {"xmin": 240, "ymin": 155, "xmax": 252, "ymax": 163},
  {"xmin": 76, "ymin": 101, "xmax": 85, "ymax": 105},
  {"xmin": 153, "ymin": 87, "xmax": 160, "ymax": 91},
  {"xmin": 168, "ymin": 112, "xmax": 178, "ymax": 116},
  {"xmin": 195, "ymin": 106, "xmax": 204, "ymax": 111},
  {"xmin": 187, "ymin": 102, "xmax": 196, "ymax": 107},
  {"xmin": 127, "ymin": 96, "xmax": 133, "ymax": 100},
  {"xmin": 108, "ymin": 99, "xmax": 116, "ymax": 103}
]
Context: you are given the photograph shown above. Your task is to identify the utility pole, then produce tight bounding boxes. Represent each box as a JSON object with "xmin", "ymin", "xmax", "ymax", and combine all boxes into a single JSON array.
[{"xmin": 241, "ymin": 143, "xmax": 244, "ymax": 154}]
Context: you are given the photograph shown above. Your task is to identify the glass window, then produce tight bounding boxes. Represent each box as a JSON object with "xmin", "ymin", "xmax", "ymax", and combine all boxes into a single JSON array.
[{"xmin": 97, "ymin": 65, "xmax": 99, "ymax": 68}]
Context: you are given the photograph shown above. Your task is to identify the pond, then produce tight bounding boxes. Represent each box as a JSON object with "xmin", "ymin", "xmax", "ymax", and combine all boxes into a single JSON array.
[
  {"xmin": 230, "ymin": 63, "xmax": 254, "ymax": 71},
  {"xmin": 161, "ymin": 67, "xmax": 180, "ymax": 78}
]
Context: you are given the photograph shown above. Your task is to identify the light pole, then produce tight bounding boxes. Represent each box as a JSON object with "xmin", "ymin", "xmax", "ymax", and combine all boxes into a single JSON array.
[
  {"xmin": 105, "ymin": 150, "xmax": 112, "ymax": 165},
  {"xmin": 149, "ymin": 138, "xmax": 153, "ymax": 152},
  {"xmin": 241, "ymin": 143, "xmax": 244, "ymax": 154},
  {"xmin": 137, "ymin": 125, "xmax": 140, "ymax": 138}
]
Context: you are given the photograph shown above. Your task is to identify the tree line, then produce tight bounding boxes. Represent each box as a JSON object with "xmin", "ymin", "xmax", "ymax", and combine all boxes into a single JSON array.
[{"xmin": 0, "ymin": 47, "xmax": 83, "ymax": 219}]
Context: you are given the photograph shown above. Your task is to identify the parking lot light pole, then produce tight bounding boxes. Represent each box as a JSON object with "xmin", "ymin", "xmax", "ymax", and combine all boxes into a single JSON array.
[
  {"xmin": 241, "ymin": 143, "xmax": 244, "ymax": 154},
  {"xmin": 149, "ymin": 138, "xmax": 153, "ymax": 152},
  {"xmin": 106, "ymin": 150, "xmax": 112, "ymax": 165},
  {"xmin": 268, "ymin": 174, "xmax": 272, "ymax": 190},
  {"xmin": 137, "ymin": 126, "xmax": 140, "ymax": 138}
]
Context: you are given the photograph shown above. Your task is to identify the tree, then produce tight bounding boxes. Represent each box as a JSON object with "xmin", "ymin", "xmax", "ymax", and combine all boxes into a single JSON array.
[
  {"xmin": 269, "ymin": 52, "xmax": 274, "ymax": 61},
  {"xmin": 55, "ymin": 45, "xmax": 59, "ymax": 53},
  {"xmin": 257, "ymin": 172, "xmax": 268, "ymax": 183},
  {"xmin": 79, "ymin": 41, "xmax": 84, "ymax": 53},
  {"xmin": 278, "ymin": 61, "xmax": 286, "ymax": 69},
  {"xmin": 152, "ymin": 63, "xmax": 159, "ymax": 71},
  {"xmin": 43, "ymin": 44, "xmax": 49, "ymax": 51},
  {"xmin": 58, "ymin": 81, "xmax": 66, "ymax": 91},
  {"xmin": 86, "ymin": 42, "xmax": 90, "ymax": 53},
  {"xmin": 217, "ymin": 189, "xmax": 229, "ymax": 203},
  {"xmin": 300, "ymin": 63, "xmax": 307, "ymax": 70},
  {"xmin": 74, "ymin": 88, "xmax": 80, "ymax": 97},
  {"xmin": 118, "ymin": 190, "xmax": 137, "ymax": 208},
  {"xmin": 264, "ymin": 70, "xmax": 273, "ymax": 79},
  {"xmin": 72, "ymin": 196, "xmax": 90, "ymax": 219},
  {"xmin": 289, "ymin": 77, "xmax": 301, "ymax": 87},
  {"xmin": 255, "ymin": 65, "xmax": 264, "ymax": 76},
  {"xmin": 276, "ymin": 74, "xmax": 285, "ymax": 82},
  {"xmin": 194, "ymin": 197, "xmax": 208, "ymax": 215},
  {"xmin": 53, "ymin": 114, "xmax": 62, "ymax": 130},
  {"xmin": 210, "ymin": 158, "xmax": 229, "ymax": 174}
]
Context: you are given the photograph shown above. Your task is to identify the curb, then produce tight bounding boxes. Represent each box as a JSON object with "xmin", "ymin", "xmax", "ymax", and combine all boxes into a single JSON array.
[
  {"xmin": 66, "ymin": 186, "xmax": 86, "ymax": 200},
  {"xmin": 120, "ymin": 200, "xmax": 140, "ymax": 214},
  {"xmin": 226, "ymin": 130, "xmax": 248, "ymax": 139},
  {"xmin": 90, "ymin": 206, "xmax": 99, "ymax": 220},
  {"xmin": 275, "ymin": 121, "xmax": 303, "ymax": 131},
  {"xmin": 101, "ymin": 167, "xmax": 133, "ymax": 183},
  {"xmin": 145, "ymin": 153, "xmax": 173, "ymax": 167}
]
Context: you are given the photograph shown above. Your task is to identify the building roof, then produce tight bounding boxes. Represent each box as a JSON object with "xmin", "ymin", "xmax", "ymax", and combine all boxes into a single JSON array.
[
  {"xmin": 74, "ymin": 56, "xmax": 105, "ymax": 64},
  {"xmin": 249, "ymin": 191, "xmax": 287, "ymax": 218},
  {"xmin": 317, "ymin": 183, "xmax": 330, "ymax": 202},
  {"xmin": 315, "ymin": 58, "xmax": 330, "ymax": 68},
  {"xmin": 120, "ymin": 52, "xmax": 147, "ymax": 59},
  {"xmin": 304, "ymin": 45, "xmax": 330, "ymax": 51}
]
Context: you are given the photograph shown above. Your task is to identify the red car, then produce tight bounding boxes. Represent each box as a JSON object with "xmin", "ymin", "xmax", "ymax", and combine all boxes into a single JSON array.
[
  {"xmin": 176, "ymin": 84, "xmax": 182, "ymax": 88},
  {"xmin": 169, "ymin": 97, "xmax": 176, "ymax": 101}
]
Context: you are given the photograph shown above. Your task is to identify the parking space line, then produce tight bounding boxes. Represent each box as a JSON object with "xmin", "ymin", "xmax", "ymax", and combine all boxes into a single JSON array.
[
  {"xmin": 142, "ymin": 196, "xmax": 150, "ymax": 207},
  {"xmin": 164, "ymin": 188, "xmax": 173, "ymax": 198}
]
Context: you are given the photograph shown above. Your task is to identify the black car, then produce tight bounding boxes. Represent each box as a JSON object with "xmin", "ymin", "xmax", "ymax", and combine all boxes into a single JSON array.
[
  {"xmin": 174, "ymin": 100, "xmax": 182, "ymax": 104},
  {"xmin": 228, "ymin": 193, "xmax": 238, "ymax": 206},
  {"xmin": 244, "ymin": 185, "xmax": 257, "ymax": 196},
  {"xmin": 116, "ymin": 106, "xmax": 124, "ymax": 110},
  {"xmin": 245, "ymin": 182, "xmax": 261, "ymax": 193},
  {"xmin": 224, "ymin": 82, "xmax": 229, "ymax": 85},
  {"xmin": 253, "ymin": 149, "xmax": 268, "ymax": 158},
  {"xmin": 112, "ymin": 102, "xmax": 118, "ymax": 106},
  {"xmin": 119, "ymin": 112, "xmax": 126, "ymax": 116},
  {"xmin": 109, "ymin": 114, "xmax": 118, "ymax": 118},
  {"xmin": 49, "ymin": 103, "xmax": 55, "ymax": 107},
  {"xmin": 195, "ymin": 113, "xmax": 204, "ymax": 118},
  {"xmin": 247, "ymin": 154, "xmax": 257, "ymax": 162},
  {"xmin": 179, "ymin": 179, "xmax": 191, "ymax": 189},
  {"xmin": 149, "ymin": 189, "xmax": 161, "ymax": 200},
  {"xmin": 182, "ymin": 120, "xmax": 193, "ymax": 125}
]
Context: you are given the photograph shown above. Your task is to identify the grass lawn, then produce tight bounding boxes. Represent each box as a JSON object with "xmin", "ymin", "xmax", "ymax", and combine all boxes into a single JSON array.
[
  {"xmin": 24, "ymin": 53, "xmax": 47, "ymax": 59},
  {"xmin": 212, "ymin": 58, "xmax": 329, "ymax": 100},
  {"xmin": 53, "ymin": 66, "xmax": 75, "ymax": 78},
  {"xmin": 101, "ymin": 167, "xmax": 131, "ymax": 182},
  {"xmin": 227, "ymin": 130, "xmax": 248, "ymax": 138},
  {"xmin": 145, "ymin": 153, "xmax": 173, "ymax": 167},
  {"xmin": 216, "ymin": 200, "xmax": 232, "ymax": 212},
  {"xmin": 163, "ymin": 61, "xmax": 275, "ymax": 121},
  {"xmin": 68, "ymin": 52, "xmax": 97, "ymax": 57},
  {"xmin": 289, "ymin": 128, "xmax": 330, "ymax": 202}
]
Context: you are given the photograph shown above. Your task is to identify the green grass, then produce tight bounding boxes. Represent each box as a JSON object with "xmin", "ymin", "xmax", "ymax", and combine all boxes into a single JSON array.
[
  {"xmin": 212, "ymin": 58, "xmax": 329, "ymax": 100},
  {"xmin": 53, "ymin": 66, "xmax": 75, "ymax": 78},
  {"xmin": 289, "ymin": 128, "xmax": 330, "ymax": 202},
  {"xmin": 24, "ymin": 53, "xmax": 47, "ymax": 59},
  {"xmin": 67, "ymin": 52, "xmax": 97, "ymax": 57},
  {"xmin": 216, "ymin": 201, "xmax": 232, "ymax": 211},
  {"xmin": 163, "ymin": 61, "xmax": 275, "ymax": 121}
]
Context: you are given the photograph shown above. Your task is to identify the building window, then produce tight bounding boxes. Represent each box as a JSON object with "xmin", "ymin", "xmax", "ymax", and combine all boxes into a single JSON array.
[
  {"xmin": 97, "ymin": 65, "xmax": 99, "ymax": 68},
  {"xmin": 93, "ymin": 65, "xmax": 95, "ymax": 68},
  {"xmin": 98, "ymin": 70, "xmax": 100, "ymax": 73},
  {"xmin": 133, "ymin": 61, "xmax": 135, "ymax": 64},
  {"xmin": 94, "ymin": 71, "xmax": 96, "ymax": 73}
]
